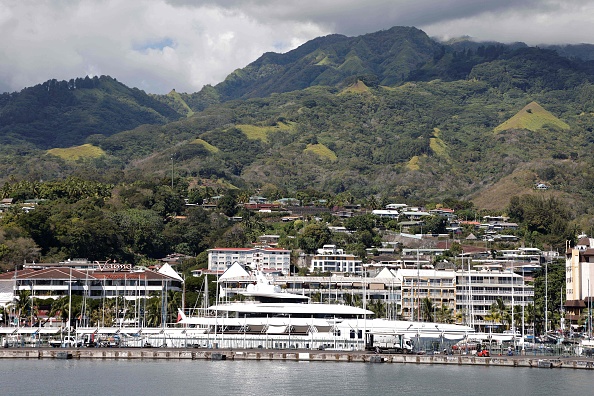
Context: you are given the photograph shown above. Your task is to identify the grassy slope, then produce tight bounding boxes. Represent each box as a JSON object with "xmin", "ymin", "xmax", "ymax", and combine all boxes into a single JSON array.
[
  {"xmin": 494, "ymin": 101, "xmax": 570, "ymax": 133},
  {"xmin": 235, "ymin": 122, "xmax": 294, "ymax": 142},
  {"xmin": 191, "ymin": 139, "xmax": 219, "ymax": 153},
  {"xmin": 304, "ymin": 143, "xmax": 338, "ymax": 161},
  {"xmin": 47, "ymin": 144, "xmax": 106, "ymax": 160}
]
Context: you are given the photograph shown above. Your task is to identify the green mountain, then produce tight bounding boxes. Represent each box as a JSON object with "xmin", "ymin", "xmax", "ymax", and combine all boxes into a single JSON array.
[
  {"xmin": 0, "ymin": 75, "xmax": 183, "ymax": 148},
  {"xmin": 4, "ymin": 26, "xmax": 594, "ymax": 213}
]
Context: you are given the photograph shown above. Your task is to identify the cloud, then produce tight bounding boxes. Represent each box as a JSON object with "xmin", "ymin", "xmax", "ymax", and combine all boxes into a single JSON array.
[{"xmin": 1, "ymin": 0, "xmax": 593, "ymax": 94}]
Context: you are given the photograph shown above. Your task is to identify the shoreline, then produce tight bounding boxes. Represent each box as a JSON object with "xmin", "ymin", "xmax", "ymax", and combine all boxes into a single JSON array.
[{"xmin": 1, "ymin": 347, "xmax": 593, "ymax": 369}]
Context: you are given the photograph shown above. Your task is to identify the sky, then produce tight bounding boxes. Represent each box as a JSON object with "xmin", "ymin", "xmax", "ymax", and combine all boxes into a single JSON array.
[{"xmin": 1, "ymin": 0, "xmax": 594, "ymax": 95}]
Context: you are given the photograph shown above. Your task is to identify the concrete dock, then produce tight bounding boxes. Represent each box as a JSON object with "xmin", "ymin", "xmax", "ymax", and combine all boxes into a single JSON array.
[{"xmin": 0, "ymin": 348, "xmax": 593, "ymax": 369}]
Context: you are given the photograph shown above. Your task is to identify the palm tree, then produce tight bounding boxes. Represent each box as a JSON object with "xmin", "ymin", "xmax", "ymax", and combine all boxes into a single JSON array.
[
  {"xmin": 166, "ymin": 290, "xmax": 182, "ymax": 323},
  {"xmin": 145, "ymin": 297, "xmax": 162, "ymax": 327},
  {"xmin": 343, "ymin": 293, "xmax": 362, "ymax": 308},
  {"xmin": 420, "ymin": 297, "xmax": 434, "ymax": 322},
  {"xmin": 49, "ymin": 296, "xmax": 69, "ymax": 326},
  {"xmin": 436, "ymin": 305, "xmax": 454, "ymax": 324},
  {"xmin": 486, "ymin": 298, "xmax": 508, "ymax": 331},
  {"xmin": 14, "ymin": 290, "xmax": 31, "ymax": 325},
  {"xmin": 513, "ymin": 304, "xmax": 523, "ymax": 330},
  {"xmin": 367, "ymin": 299, "xmax": 386, "ymax": 318}
]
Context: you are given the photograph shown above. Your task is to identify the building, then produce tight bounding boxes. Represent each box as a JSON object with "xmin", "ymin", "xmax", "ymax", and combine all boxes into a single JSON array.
[
  {"xmin": 371, "ymin": 209, "xmax": 400, "ymax": 219},
  {"xmin": 309, "ymin": 245, "xmax": 362, "ymax": 274},
  {"xmin": 213, "ymin": 260, "xmax": 534, "ymax": 330},
  {"xmin": 456, "ymin": 267, "xmax": 534, "ymax": 331},
  {"xmin": 0, "ymin": 265, "xmax": 183, "ymax": 326},
  {"xmin": 397, "ymin": 269, "xmax": 457, "ymax": 321},
  {"xmin": 208, "ymin": 247, "xmax": 291, "ymax": 274},
  {"xmin": 565, "ymin": 237, "xmax": 594, "ymax": 324}
]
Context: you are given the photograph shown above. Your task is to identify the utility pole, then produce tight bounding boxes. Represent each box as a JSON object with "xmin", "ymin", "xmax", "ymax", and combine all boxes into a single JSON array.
[
  {"xmin": 545, "ymin": 258, "xmax": 548, "ymax": 335},
  {"xmin": 171, "ymin": 156, "xmax": 174, "ymax": 189}
]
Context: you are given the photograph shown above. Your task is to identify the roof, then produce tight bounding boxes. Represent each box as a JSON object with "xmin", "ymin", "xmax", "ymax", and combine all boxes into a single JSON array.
[
  {"xmin": 1, "ymin": 267, "xmax": 180, "ymax": 282},
  {"xmin": 219, "ymin": 262, "xmax": 250, "ymax": 279},
  {"xmin": 565, "ymin": 300, "xmax": 587, "ymax": 308},
  {"xmin": 209, "ymin": 247, "xmax": 290, "ymax": 252},
  {"xmin": 397, "ymin": 269, "xmax": 456, "ymax": 279},
  {"xmin": 375, "ymin": 268, "xmax": 397, "ymax": 278},
  {"xmin": 158, "ymin": 263, "xmax": 184, "ymax": 282}
]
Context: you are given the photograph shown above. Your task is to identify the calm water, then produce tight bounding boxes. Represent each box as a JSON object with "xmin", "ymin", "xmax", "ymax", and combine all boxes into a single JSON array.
[{"xmin": 1, "ymin": 359, "xmax": 590, "ymax": 395}]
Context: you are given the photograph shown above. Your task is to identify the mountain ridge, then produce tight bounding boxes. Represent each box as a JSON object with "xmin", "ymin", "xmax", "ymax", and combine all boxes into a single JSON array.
[{"xmin": 3, "ymin": 26, "xmax": 594, "ymax": 215}]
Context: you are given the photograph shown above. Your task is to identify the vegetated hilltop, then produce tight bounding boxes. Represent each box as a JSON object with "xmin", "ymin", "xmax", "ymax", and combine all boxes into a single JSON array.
[
  {"xmin": 0, "ymin": 75, "xmax": 184, "ymax": 149},
  {"xmin": 3, "ymin": 26, "xmax": 594, "ymax": 214}
]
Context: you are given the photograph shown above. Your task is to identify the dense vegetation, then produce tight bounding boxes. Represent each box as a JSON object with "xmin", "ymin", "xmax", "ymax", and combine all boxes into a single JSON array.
[{"xmin": 2, "ymin": 25, "xmax": 594, "ymax": 251}]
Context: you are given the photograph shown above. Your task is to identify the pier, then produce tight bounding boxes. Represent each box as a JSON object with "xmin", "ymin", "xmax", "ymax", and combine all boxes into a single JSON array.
[{"xmin": 0, "ymin": 348, "xmax": 593, "ymax": 369}]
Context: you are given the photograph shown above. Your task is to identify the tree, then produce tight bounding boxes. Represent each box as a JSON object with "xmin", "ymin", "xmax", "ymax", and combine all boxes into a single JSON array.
[
  {"xmin": 111, "ymin": 208, "xmax": 164, "ymax": 257},
  {"xmin": 507, "ymin": 195, "xmax": 575, "ymax": 250},
  {"xmin": 14, "ymin": 290, "xmax": 32, "ymax": 325},
  {"xmin": 344, "ymin": 214, "xmax": 375, "ymax": 233},
  {"xmin": 435, "ymin": 305, "xmax": 454, "ymax": 324},
  {"xmin": 420, "ymin": 297, "xmax": 434, "ymax": 322},
  {"xmin": 298, "ymin": 223, "xmax": 332, "ymax": 253},
  {"xmin": 217, "ymin": 194, "xmax": 238, "ymax": 217},
  {"xmin": 421, "ymin": 215, "xmax": 448, "ymax": 235},
  {"xmin": 0, "ymin": 230, "xmax": 40, "ymax": 271},
  {"xmin": 486, "ymin": 298, "xmax": 508, "ymax": 331}
]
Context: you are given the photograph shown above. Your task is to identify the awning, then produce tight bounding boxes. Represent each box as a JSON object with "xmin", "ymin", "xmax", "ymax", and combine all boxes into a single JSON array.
[
  {"xmin": 266, "ymin": 325, "xmax": 287, "ymax": 334},
  {"xmin": 16, "ymin": 328, "xmax": 38, "ymax": 334},
  {"xmin": 443, "ymin": 333, "xmax": 465, "ymax": 341},
  {"xmin": 76, "ymin": 328, "xmax": 98, "ymax": 334},
  {"xmin": 118, "ymin": 328, "xmax": 141, "ymax": 335},
  {"xmin": 36, "ymin": 327, "xmax": 61, "ymax": 334},
  {"xmin": 139, "ymin": 328, "xmax": 164, "ymax": 334},
  {"xmin": 97, "ymin": 327, "xmax": 121, "ymax": 334},
  {"xmin": 184, "ymin": 329, "xmax": 207, "ymax": 336},
  {"xmin": 414, "ymin": 332, "xmax": 442, "ymax": 339}
]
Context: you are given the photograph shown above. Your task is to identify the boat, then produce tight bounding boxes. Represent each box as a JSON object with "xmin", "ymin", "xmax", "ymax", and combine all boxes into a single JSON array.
[{"xmin": 177, "ymin": 271, "xmax": 475, "ymax": 351}]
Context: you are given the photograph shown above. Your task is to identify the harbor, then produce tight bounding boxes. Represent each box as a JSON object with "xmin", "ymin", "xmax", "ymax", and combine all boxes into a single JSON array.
[{"xmin": 0, "ymin": 347, "xmax": 592, "ymax": 370}]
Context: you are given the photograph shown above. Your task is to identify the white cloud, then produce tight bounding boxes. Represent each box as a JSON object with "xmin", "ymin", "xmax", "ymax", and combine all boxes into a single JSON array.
[{"xmin": 1, "ymin": 0, "xmax": 593, "ymax": 94}]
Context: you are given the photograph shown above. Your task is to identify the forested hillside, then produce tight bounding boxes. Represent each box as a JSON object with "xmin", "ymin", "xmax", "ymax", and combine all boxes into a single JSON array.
[
  {"xmin": 2, "ymin": 26, "xmax": 594, "ymax": 213},
  {"xmin": 0, "ymin": 75, "xmax": 183, "ymax": 148}
]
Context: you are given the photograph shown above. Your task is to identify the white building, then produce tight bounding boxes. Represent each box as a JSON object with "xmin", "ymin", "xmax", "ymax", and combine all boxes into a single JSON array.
[
  {"xmin": 371, "ymin": 209, "xmax": 400, "ymax": 219},
  {"xmin": 208, "ymin": 247, "xmax": 291, "ymax": 275},
  {"xmin": 397, "ymin": 269, "xmax": 457, "ymax": 321},
  {"xmin": 456, "ymin": 267, "xmax": 533, "ymax": 331},
  {"xmin": 565, "ymin": 237, "xmax": 594, "ymax": 324},
  {"xmin": 309, "ymin": 245, "xmax": 362, "ymax": 274}
]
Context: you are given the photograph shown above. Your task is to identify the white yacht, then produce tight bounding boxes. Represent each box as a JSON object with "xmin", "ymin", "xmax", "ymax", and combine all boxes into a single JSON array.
[{"xmin": 178, "ymin": 271, "xmax": 475, "ymax": 351}]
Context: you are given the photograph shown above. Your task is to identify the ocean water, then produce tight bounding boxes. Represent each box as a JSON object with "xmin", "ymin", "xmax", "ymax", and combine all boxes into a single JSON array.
[{"xmin": 0, "ymin": 358, "xmax": 589, "ymax": 396}]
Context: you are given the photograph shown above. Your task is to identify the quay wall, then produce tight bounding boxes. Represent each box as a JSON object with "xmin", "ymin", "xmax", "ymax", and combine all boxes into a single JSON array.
[{"xmin": 0, "ymin": 348, "xmax": 593, "ymax": 369}]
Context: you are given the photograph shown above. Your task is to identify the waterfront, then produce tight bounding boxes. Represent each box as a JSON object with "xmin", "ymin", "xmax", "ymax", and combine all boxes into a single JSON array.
[{"xmin": 1, "ymin": 358, "xmax": 591, "ymax": 396}]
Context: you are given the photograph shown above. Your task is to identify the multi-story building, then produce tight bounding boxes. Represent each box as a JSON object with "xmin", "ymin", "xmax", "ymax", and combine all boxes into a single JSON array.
[
  {"xmin": 215, "ymin": 262, "xmax": 534, "ymax": 331},
  {"xmin": 309, "ymin": 245, "xmax": 362, "ymax": 274},
  {"xmin": 456, "ymin": 267, "xmax": 533, "ymax": 331},
  {"xmin": 397, "ymin": 269, "xmax": 457, "ymax": 321},
  {"xmin": 208, "ymin": 247, "xmax": 291, "ymax": 274},
  {"xmin": 0, "ymin": 266, "xmax": 182, "ymax": 301},
  {"xmin": 565, "ymin": 237, "xmax": 594, "ymax": 324}
]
